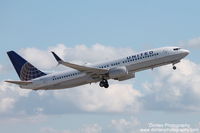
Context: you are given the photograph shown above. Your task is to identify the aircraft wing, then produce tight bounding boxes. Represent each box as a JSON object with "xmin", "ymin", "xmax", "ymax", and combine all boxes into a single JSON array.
[
  {"xmin": 51, "ymin": 52, "xmax": 108, "ymax": 74},
  {"xmin": 5, "ymin": 80, "xmax": 32, "ymax": 85}
]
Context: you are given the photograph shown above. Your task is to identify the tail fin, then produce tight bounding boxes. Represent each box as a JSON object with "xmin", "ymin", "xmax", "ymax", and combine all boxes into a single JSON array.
[{"xmin": 7, "ymin": 51, "xmax": 47, "ymax": 81}]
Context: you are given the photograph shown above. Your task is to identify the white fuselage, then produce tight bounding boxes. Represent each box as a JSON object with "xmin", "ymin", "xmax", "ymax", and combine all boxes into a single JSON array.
[{"xmin": 20, "ymin": 47, "xmax": 189, "ymax": 90}]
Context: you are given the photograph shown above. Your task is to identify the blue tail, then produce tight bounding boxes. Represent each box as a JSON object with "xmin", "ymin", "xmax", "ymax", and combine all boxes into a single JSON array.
[{"xmin": 7, "ymin": 51, "xmax": 47, "ymax": 81}]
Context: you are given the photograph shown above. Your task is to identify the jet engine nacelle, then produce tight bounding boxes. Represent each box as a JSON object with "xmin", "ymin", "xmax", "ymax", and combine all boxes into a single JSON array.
[{"xmin": 109, "ymin": 66, "xmax": 128, "ymax": 79}]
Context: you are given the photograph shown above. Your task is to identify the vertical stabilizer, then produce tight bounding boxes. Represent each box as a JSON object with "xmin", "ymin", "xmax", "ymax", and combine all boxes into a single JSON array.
[{"xmin": 7, "ymin": 51, "xmax": 46, "ymax": 81}]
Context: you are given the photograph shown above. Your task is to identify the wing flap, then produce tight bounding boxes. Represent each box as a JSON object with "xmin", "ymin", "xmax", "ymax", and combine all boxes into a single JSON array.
[{"xmin": 5, "ymin": 80, "xmax": 32, "ymax": 85}]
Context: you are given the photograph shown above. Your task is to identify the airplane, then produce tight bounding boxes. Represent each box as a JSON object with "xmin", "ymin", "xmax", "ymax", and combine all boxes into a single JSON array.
[{"xmin": 5, "ymin": 46, "xmax": 189, "ymax": 90}]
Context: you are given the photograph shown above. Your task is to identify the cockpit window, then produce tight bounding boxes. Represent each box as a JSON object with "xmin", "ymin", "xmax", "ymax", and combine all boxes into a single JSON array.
[{"xmin": 173, "ymin": 48, "xmax": 181, "ymax": 51}]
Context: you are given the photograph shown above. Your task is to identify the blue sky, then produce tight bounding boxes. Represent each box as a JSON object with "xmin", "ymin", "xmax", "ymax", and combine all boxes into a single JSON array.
[
  {"xmin": 1, "ymin": 0, "xmax": 200, "ymax": 133},
  {"xmin": 1, "ymin": 0, "xmax": 200, "ymax": 50}
]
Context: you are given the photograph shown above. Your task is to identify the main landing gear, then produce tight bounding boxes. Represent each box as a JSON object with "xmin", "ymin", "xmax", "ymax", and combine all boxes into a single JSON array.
[
  {"xmin": 173, "ymin": 65, "xmax": 176, "ymax": 70},
  {"xmin": 99, "ymin": 79, "xmax": 109, "ymax": 88}
]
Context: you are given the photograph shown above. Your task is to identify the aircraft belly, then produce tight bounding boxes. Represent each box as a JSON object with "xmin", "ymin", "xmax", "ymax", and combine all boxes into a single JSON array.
[{"xmin": 40, "ymin": 75, "xmax": 95, "ymax": 90}]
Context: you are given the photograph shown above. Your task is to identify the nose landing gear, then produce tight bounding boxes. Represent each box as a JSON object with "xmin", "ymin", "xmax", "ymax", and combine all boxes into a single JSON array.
[
  {"xmin": 99, "ymin": 79, "xmax": 109, "ymax": 88},
  {"xmin": 173, "ymin": 65, "xmax": 176, "ymax": 70},
  {"xmin": 172, "ymin": 60, "xmax": 180, "ymax": 70}
]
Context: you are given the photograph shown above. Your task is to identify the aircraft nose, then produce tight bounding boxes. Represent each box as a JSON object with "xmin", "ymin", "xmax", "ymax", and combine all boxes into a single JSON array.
[
  {"xmin": 182, "ymin": 49, "xmax": 190, "ymax": 56},
  {"xmin": 184, "ymin": 49, "xmax": 190, "ymax": 55}
]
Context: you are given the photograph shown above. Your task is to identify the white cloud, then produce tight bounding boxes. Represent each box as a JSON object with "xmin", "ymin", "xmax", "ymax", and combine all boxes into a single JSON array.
[
  {"xmin": 40, "ymin": 124, "xmax": 102, "ymax": 133},
  {"xmin": 20, "ymin": 43, "xmax": 134, "ymax": 71},
  {"xmin": 20, "ymin": 47, "xmax": 56, "ymax": 69},
  {"xmin": 2, "ymin": 43, "xmax": 200, "ymax": 133},
  {"xmin": 4, "ymin": 43, "xmax": 200, "ymax": 117},
  {"xmin": 142, "ymin": 59, "xmax": 200, "ymax": 111},
  {"xmin": 0, "ymin": 80, "xmax": 142, "ymax": 116},
  {"xmin": 79, "ymin": 124, "xmax": 102, "ymax": 133},
  {"xmin": 0, "ymin": 81, "xmax": 31, "ymax": 115},
  {"xmin": 0, "ymin": 44, "xmax": 139, "ymax": 116},
  {"xmin": 39, "ymin": 118, "xmax": 141, "ymax": 133},
  {"xmin": 1, "ymin": 44, "xmax": 139, "ymax": 116},
  {"xmin": 0, "ymin": 97, "xmax": 15, "ymax": 113},
  {"xmin": 54, "ymin": 83, "xmax": 142, "ymax": 113},
  {"xmin": 49, "ymin": 44, "xmax": 68, "ymax": 59},
  {"xmin": 179, "ymin": 37, "xmax": 200, "ymax": 48},
  {"xmin": 10, "ymin": 43, "xmax": 140, "ymax": 114},
  {"xmin": 50, "ymin": 43, "xmax": 134, "ymax": 64},
  {"xmin": 110, "ymin": 118, "xmax": 140, "ymax": 133},
  {"xmin": 0, "ymin": 81, "xmax": 31, "ymax": 98}
]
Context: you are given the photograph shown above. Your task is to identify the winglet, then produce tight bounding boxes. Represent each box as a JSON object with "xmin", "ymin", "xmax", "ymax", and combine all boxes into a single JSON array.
[{"xmin": 51, "ymin": 51, "xmax": 63, "ymax": 63}]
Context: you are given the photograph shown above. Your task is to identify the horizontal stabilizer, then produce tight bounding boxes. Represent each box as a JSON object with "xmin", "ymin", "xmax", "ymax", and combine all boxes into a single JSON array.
[{"xmin": 5, "ymin": 80, "xmax": 32, "ymax": 85}]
